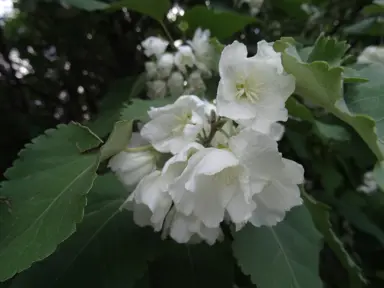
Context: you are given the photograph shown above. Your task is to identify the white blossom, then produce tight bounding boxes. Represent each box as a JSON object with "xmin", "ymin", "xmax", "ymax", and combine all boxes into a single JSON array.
[
  {"xmin": 216, "ymin": 41, "xmax": 295, "ymax": 134},
  {"xmin": 108, "ymin": 133, "xmax": 158, "ymax": 187},
  {"xmin": 124, "ymin": 143, "xmax": 223, "ymax": 245},
  {"xmin": 250, "ymin": 158, "xmax": 303, "ymax": 227},
  {"xmin": 185, "ymin": 70, "xmax": 206, "ymax": 95},
  {"xmin": 188, "ymin": 28, "xmax": 214, "ymax": 75},
  {"xmin": 157, "ymin": 53, "xmax": 174, "ymax": 78},
  {"xmin": 147, "ymin": 80, "xmax": 167, "ymax": 99},
  {"xmin": 357, "ymin": 46, "xmax": 384, "ymax": 65},
  {"xmin": 268, "ymin": 122, "xmax": 285, "ymax": 141},
  {"xmin": 141, "ymin": 36, "xmax": 169, "ymax": 58},
  {"xmin": 145, "ymin": 61, "xmax": 158, "ymax": 79},
  {"xmin": 175, "ymin": 45, "xmax": 195, "ymax": 73},
  {"xmin": 167, "ymin": 71, "xmax": 184, "ymax": 97},
  {"xmin": 124, "ymin": 170, "xmax": 172, "ymax": 231},
  {"xmin": 168, "ymin": 129, "xmax": 303, "ymax": 228},
  {"xmin": 165, "ymin": 208, "xmax": 223, "ymax": 245},
  {"xmin": 253, "ymin": 40, "xmax": 284, "ymax": 74},
  {"xmin": 140, "ymin": 95, "xmax": 206, "ymax": 154}
]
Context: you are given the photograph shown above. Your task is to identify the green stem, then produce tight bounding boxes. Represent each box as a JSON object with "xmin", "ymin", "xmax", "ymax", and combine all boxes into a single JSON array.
[{"xmin": 159, "ymin": 21, "xmax": 176, "ymax": 49}]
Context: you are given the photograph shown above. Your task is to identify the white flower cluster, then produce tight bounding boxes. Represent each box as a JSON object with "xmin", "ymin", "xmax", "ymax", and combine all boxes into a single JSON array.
[
  {"xmin": 235, "ymin": 0, "xmax": 264, "ymax": 15},
  {"xmin": 110, "ymin": 40, "xmax": 304, "ymax": 245},
  {"xmin": 142, "ymin": 28, "xmax": 214, "ymax": 99},
  {"xmin": 357, "ymin": 46, "xmax": 384, "ymax": 66}
]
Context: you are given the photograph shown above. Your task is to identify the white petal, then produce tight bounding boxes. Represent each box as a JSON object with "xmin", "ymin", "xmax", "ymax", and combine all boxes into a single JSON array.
[
  {"xmin": 250, "ymin": 180, "xmax": 303, "ymax": 227},
  {"xmin": 219, "ymin": 41, "xmax": 248, "ymax": 78}
]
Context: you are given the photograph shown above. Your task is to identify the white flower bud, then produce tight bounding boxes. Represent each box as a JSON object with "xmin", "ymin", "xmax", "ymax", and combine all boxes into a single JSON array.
[
  {"xmin": 108, "ymin": 133, "xmax": 158, "ymax": 187},
  {"xmin": 167, "ymin": 71, "xmax": 184, "ymax": 97},
  {"xmin": 147, "ymin": 80, "xmax": 167, "ymax": 99},
  {"xmin": 141, "ymin": 36, "xmax": 169, "ymax": 58},
  {"xmin": 175, "ymin": 45, "xmax": 195, "ymax": 73},
  {"xmin": 157, "ymin": 53, "xmax": 174, "ymax": 78}
]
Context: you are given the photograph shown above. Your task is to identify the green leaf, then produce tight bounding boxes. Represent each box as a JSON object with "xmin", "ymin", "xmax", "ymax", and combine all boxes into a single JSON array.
[
  {"xmin": 150, "ymin": 241, "xmax": 234, "ymax": 288},
  {"xmin": 100, "ymin": 120, "xmax": 133, "ymax": 161},
  {"xmin": 286, "ymin": 97, "xmax": 315, "ymax": 122},
  {"xmin": 345, "ymin": 64, "xmax": 384, "ymax": 143},
  {"xmin": 363, "ymin": 2, "xmax": 384, "ymax": 16},
  {"xmin": 307, "ymin": 35, "xmax": 350, "ymax": 67},
  {"xmin": 182, "ymin": 5, "xmax": 257, "ymax": 40},
  {"xmin": 0, "ymin": 123, "xmax": 102, "ymax": 281},
  {"xmin": 63, "ymin": 0, "xmax": 108, "ymax": 11},
  {"xmin": 374, "ymin": 161, "xmax": 384, "ymax": 192},
  {"xmin": 232, "ymin": 206, "xmax": 322, "ymax": 288},
  {"xmin": 109, "ymin": 0, "xmax": 171, "ymax": 22},
  {"xmin": 87, "ymin": 75, "xmax": 145, "ymax": 138},
  {"xmin": 274, "ymin": 37, "xmax": 384, "ymax": 160},
  {"xmin": 120, "ymin": 97, "xmax": 176, "ymax": 123},
  {"xmin": 344, "ymin": 18, "xmax": 384, "ymax": 36},
  {"xmin": 335, "ymin": 200, "xmax": 384, "ymax": 246},
  {"xmin": 314, "ymin": 121, "xmax": 350, "ymax": 142},
  {"xmin": 343, "ymin": 67, "xmax": 369, "ymax": 83},
  {"xmin": 303, "ymin": 192, "xmax": 367, "ymax": 287},
  {"xmin": 7, "ymin": 174, "xmax": 163, "ymax": 288}
]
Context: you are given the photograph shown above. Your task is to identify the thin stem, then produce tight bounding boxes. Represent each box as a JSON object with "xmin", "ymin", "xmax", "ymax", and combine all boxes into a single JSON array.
[{"xmin": 159, "ymin": 21, "xmax": 176, "ymax": 49}]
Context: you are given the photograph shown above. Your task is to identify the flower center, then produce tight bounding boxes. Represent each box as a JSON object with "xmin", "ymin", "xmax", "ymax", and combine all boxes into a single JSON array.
[
  {"xmin": 235, "ymin": 80, "xmax": 260, "ymax": 103},
  {"xmin": 172, "ymin": 112, "xmax": 193, "ymax": 134}
]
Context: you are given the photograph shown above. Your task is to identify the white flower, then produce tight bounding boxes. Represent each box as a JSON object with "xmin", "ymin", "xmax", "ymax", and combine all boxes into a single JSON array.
[
  {"xmin": 124, "ymin": 170, "xmax": 172, "ymax": 231},
  {"xmin": 357, "ymin": 46, "xmax": 384, "ymax": 65},
  {"xmin": 141, "ymin": 95, "xmax": 206, "ymax": 154},
  {"xmin": 188, "ymin": 28, "xmax": 214, "ymax": 75},
  {"xmin": 185, "ymin": 70, "xmax": 206, "ymax": 95},
  {"xmin": 157, "ymin": 53, "xmax": 174, "ymax": 78},
  {"xmin": 168, "ymin": 129, "xmax": 303, "ymax": 228},
  {"xmin": 253, "ymin": 40, "xmax": 284, "ymax": 74},
  {"xmin": 250, "ymin": 158, "xmax": 304, "ymax": 227},
  {"xmin": 108, "ymin": 133, "xmax": 158, "ymax": 186},
  {"xmin": 141, "ymin": 36, "xmax": 169, "ymax": 58},
  {"xmin": 175, "ymin": 45, "xmax": 195, "ymax": 73},
  {"xmin": 216, "ymin": 41, "xmax": 295, "ymax": 133},
  {"xmin": 167, "ymin": 71, "xmax": 185, "ymax": 97},
  {"xmin": 147, "ymin": 80, "xmax": 167, "ymax": 99},
  {"xmin": 124, "ymin": 143, "xmax": 223, "ymax": 245},
  {"xmin": 268, "ymin": 122, "xmax": 285, "ymax": 141},
  {"xmin": 357, "ymin": 171, "xmax": 378, "ymax": 194},
  {"xmin": 145, "ymin": 61, "xmax": 158, "ymax": 79},
  {"xmin": 165, "ymin": 208, "xmax": 223, "ymax": 245}
]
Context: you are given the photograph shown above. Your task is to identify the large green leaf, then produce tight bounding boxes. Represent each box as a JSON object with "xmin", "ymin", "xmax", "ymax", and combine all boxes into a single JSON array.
[
  {"xmin": 303, "ymin": 193, "xmax": 367, "ymax": 287},
  {"xmin": 0, "ymin": 123, "xmax": 102, "ymax": 281},
  {"xmin": 182, "ymin": 5, "xmax": 257, "ymax": 40},
  {"xmin": 109, "ymin": 0, "xmax": 171, "ymax": 22},
  {"xmin": 150, "ymin": 241, "xmax": 234, "ymax": 288},
  {"xmin": 7, "ymin": 174, "xmax": 163, "ymax": 288},
  {"xmin": 274, "ymin": 37, "xmax": 384, "ymax": 160},
  {"xmin": 345, "ymin": 64, "xmax": 384, "ymax": 142},
  {"xmin": 232, "ymin": 206, "xmax": 322, "ymax": 288}
]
